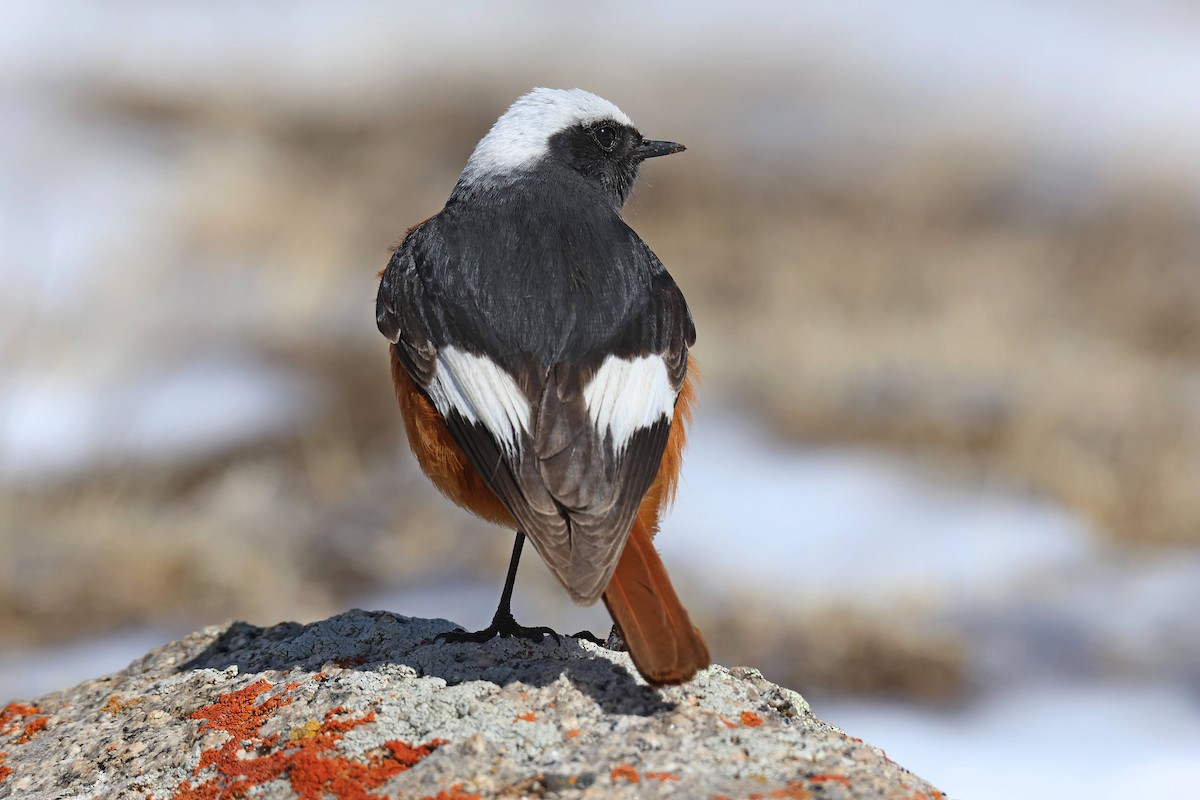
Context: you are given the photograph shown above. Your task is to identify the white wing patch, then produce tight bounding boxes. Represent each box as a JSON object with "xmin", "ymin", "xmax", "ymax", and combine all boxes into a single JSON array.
[
  {"xmin": 582, "ymin": 354, "xmax": 676, "ymax": 453},
  {"xmin": 427, "ymin": 346, "xmax": 531, "ymax": 457},
  {"xmin": 461, "ymin": 88, "xmax": 633, "ymax": 184}
]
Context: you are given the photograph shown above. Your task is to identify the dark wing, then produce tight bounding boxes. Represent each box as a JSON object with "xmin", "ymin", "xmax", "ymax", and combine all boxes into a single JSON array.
[
  {"xmin": 377, "ymin": 223, "xmax": 694, "ymax": 605},
  {"xmin": 529, "ymin": 247, "xmax": 694, "ymax": 602},
  {"xmin": 377, "ymin": 221, "xmax": 575, "ymax": 572}
]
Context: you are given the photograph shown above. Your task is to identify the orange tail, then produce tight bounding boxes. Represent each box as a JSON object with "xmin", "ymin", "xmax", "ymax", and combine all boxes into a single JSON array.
[{"xmin": 602, "ymin": 518, "xmax": 710, "ymax": 686}]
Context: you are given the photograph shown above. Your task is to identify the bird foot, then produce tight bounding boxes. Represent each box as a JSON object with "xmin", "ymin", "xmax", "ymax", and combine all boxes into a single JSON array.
[
  {"xmin": 437, "ymin": 609, "xmax": 560, "ymax": 645},
  {"xmin": 571, "ymin": 630, "xmax": 605, "ymax": 646}
]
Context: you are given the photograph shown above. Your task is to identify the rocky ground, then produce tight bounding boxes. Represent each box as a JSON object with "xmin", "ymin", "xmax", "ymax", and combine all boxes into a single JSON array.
[{"xmin": 0, "ymin": 611, "xmax": 942, "ymax": 800}]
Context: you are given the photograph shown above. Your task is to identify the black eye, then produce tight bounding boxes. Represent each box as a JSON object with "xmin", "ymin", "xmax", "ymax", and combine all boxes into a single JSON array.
[{"xmin": 592, "ymin": 124, "xmax": 617, "ymax": 152}]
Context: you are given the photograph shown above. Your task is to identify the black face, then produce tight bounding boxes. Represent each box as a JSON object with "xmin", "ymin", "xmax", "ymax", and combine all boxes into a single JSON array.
[{"xmin": 548, "ymin": 120, "xmax": 648, "ymax": 206}]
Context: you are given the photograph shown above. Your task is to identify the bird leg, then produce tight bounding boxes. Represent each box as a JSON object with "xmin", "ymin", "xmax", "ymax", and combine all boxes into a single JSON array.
[{"xmin": 438, "ymin": 531, "xmax": 561, "ymax": 644}]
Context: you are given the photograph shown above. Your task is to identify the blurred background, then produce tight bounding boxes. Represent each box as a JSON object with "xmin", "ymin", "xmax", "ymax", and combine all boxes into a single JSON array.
[{"xmin": 2, "ymin": 1, "xmax": 1199, "ymax": 796}]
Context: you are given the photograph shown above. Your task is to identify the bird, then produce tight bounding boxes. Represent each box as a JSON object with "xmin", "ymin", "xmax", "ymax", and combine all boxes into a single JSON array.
[{"xmin": 375, "ymin": 87, "xmax": 709, "ymax": 686}]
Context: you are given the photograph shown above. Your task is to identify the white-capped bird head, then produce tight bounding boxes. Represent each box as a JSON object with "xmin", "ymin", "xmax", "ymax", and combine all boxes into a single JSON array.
[{"xmin": 454, "ymin": 87, "xmax": 685, "ymax": 206}]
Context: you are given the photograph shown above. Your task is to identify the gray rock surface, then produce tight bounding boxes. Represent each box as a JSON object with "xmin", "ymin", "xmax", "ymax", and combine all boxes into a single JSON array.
[{"xmin": 0, "ymin": 610, "xmax": 945, "ymax": 799}]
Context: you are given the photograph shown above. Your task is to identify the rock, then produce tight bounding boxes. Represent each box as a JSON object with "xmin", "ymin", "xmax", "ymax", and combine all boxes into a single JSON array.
[{"xmin": 0, "ymin": 610, "xmax": 944, "ymax": 799}]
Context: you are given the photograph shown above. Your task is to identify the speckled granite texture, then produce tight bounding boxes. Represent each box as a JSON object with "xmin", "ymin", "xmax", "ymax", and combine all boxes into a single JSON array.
[{"xmin": 0, "ymin": 610, "xmax": 944, "ymax": 799}]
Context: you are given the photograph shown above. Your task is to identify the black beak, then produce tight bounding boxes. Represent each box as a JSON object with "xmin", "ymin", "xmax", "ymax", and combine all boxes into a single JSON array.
[{"xmin": 636, "ymin": 139, "xmax": 686, "ymax": 160}]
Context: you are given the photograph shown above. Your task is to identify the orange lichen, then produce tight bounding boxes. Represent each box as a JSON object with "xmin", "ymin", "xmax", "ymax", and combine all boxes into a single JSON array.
[
  {"xmin": 610, "ymin": 764, "xmax": 640, "ymax": 784},
  {"xmin": 420, "ymin": 787, "xmax": 480, "ymax": 800},
  {"xmin": 0, "ymin": 703, "xmax": 44, "ymax": 786},
  {"xmin": 745, "ymin": 776, "xmax": 859, "ymax": 799},
  {"xmin": 608, "ymin": 765, "xmax": 676, "ymax": 785},
  {"xmin": 169, "ymin": 679, "xmax": 448, "ymax": 800},
  {"xmin": 101, "ymin": 695, "xmax": 144, "ymax": 715},
  {"xmin": 0, "ymin": 703, "xmax": 48, "ymax": 745},
  {"xmin": 564, "ymin": 729, "xmax": 580, "ymax": 739},
  {"xmin": 748, "ymin": 781, "xmax": 813, "ymax": 799},
  {"xmin": 717, "ymin": 710, "xmax": 766, "ymax": 730},
  {"xmin": 514, "ymin": 711, "xmax": 536, "ymax": 723},
  {"xmin": 644, "ymin": 771, "xmax": 680, "ymax": 782},
  {"xmin": 18, "ymin": 716, "xmax": 46, "ymax": 742}
]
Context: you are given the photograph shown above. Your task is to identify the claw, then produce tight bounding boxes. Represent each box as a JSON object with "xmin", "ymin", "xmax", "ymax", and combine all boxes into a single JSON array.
[
  {"xmin": 436, "ymin": 609, "xmax": 561, "ymax": 645},
  {"xmin": 571, "ymin": 630, "xmax": 605, "ymax": 645}
]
